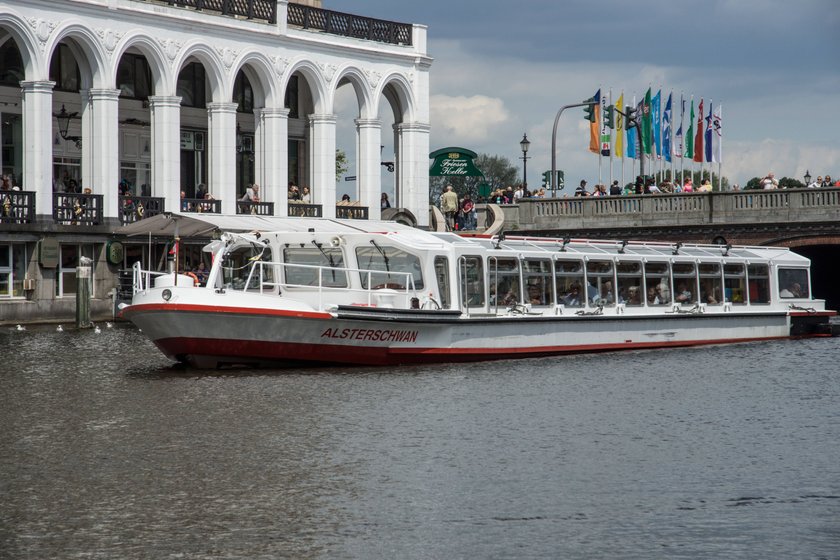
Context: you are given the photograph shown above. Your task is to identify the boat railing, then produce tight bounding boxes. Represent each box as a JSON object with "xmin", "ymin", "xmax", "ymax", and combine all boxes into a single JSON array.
[
  {"xmin": 248, "ymin": 261, "xmax": 419, "ymax": 311},
  {"xmin": 131, "ymin": 261, "xmax": 171, "ymax": 294}
]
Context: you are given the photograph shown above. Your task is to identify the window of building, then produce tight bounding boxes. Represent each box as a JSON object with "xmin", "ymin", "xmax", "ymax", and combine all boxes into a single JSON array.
[
  {"xmin": 672, "ymin": 262, "xmax": 697, "ymax": 305},
  {"xmin": 616, "ymin": 261, "xmax": 643, "ymax": 306},
  {"xmin": 117, "ymin": 53, "xmax": 153, "ymax": 100},
  {"xmin": 234, "ymin": 72, "xmax": 254, "ymax": 113},
  {"xmin": 645, "ymin": 262, "xmax": 671, "ymax": 306},
  {"xmin": 555, "ymin": 259, "xmax": 584, "ymax": 308},
  {"xmin": 777, "ymin": 267, "xmax": 809, "ymax": 299},
  {"xmin": 57, "ymin": 244, "xmax": 96, "ymax": 297},
  {"xmin": 53, "ymin": 158, "xmax": 82, "ymax": 193},
  {"xmin": 434, "ymin": 256, "xmax": 450, "ymax": 309},
  {"xmin": 0, "ymin": 40, "xmax": 24, "ymax": 87},
  {"xmin": 747, "ymin": 264, "xmax": 770, "ymax": 304},
  {"xmin": 2, "ymin": 114, "xmax": 23, "ymax": 185},
  {"xmin": 523, "ymin": 258, "xmax": 552, "ymax": 306},
  {"xmin": 586, "ymin": 260, "xmax": 615, "ymax": 306},
  {"xmin": 283, "ymin": 247, "xmax": 347, "ymax": 288},
  {"xmin": 285, "ymin": 76, "xmax": 299, "ymax": 119},
  {"xmin": 0, "ymin": 243, "xmax": 27, "ymax": 298},
  {"xmin": 723, "ymin": 263, "xmax": 746, "ymax": 304},
  {"xmin": 355, "ymin": 245, "xmax": 423, "ymax": 290},
  {"xmin": 120, "ymin": 162, "xmax": 151, "ymax": 197},
  {"xmin": 176, "ymin": 62, "xmax": 206, "ymax": 108},
  {"xmin": 49, "ymin": 44, "xmax": 81, "ymax": 92}
]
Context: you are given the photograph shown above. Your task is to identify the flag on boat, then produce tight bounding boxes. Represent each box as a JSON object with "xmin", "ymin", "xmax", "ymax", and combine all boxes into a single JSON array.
[
  {"xmin": 663, "ymin": 92, "xmax": 672, "ymax": 163},
  {"xmin": 693, "ymin": 98, "xmax": 704, "ymax": 163}
]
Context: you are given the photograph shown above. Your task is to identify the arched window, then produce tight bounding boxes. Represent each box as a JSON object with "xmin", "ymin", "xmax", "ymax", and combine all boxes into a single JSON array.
[
  {"xmin": 117, "ymin": 53, "xmax": 153, "ymax": 100},
  {"xmin": 0, "ymin": 40, "xmax": 23, "ymax": 87},
  {"xmin": 49, "ymin": 44, "xmax": 80, "ymax": 92},
  {"xmin": 233, "ymin": 72, "xmax": 253, "ymax": 113},
  {"xmin": 176, "ymin": 62, "xmax": 206, "ymax": 108}
]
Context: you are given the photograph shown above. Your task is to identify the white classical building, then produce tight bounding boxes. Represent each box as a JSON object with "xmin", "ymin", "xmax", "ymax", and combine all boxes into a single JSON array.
[{"xmin": 0, "ymin": 0, "xmax": 431, "ymax": 321}]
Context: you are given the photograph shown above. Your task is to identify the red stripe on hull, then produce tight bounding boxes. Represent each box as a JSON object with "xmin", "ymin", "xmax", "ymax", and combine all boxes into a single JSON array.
[
  {"xmin": 155, "ymin": 335, "xmax": 792, "ymax": 368},
  {"xmin": 125, "ymin": 303, "xmax": 331, "ymax": 320}
]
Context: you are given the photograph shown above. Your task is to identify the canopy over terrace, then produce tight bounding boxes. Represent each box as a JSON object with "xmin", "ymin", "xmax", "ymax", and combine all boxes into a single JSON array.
[{"xmin": 114, "ymin": 213, "xmax": 419, "ymax": 239}]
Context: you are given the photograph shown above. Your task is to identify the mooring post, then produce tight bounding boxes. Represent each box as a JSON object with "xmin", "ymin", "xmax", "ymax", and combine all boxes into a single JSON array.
[{"xmin": 76, "ymin": 256, "xmax": 92, "ymax": 329}]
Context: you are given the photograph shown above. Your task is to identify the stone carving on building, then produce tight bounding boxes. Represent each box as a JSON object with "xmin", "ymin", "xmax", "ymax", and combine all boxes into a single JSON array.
[
  {"xmin": 157, "ymin": 37, "xmax": 183, "ymax": 63},
  {"xmin": 318, "ymin": 62, "xmax": 337, "ymax": 83},
  {"xmin": 215, "ymin": 46, "xmax": 239, "ymax": 70},
  {"xmin": 95, "ymin": 28, "xmax": 124, "ymax": 57},
  {"xmin": 27, "ymin": 18, "xmax": 56, "ymax": 52},
  {"xmin": 364, "ymin": 69, "xmax": 381, "ymax": 89}
]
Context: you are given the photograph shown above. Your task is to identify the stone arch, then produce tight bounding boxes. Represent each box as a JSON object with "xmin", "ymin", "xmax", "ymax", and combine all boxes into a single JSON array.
[
  {"xmin": 0, "ymin": 12, "xmax": 43, "ymax": 79},
  {"xmin": 231, "ymin": 52, "xmax": 278, "ymax": 108},
  {"xmin": 47, "ymin": 23, "xmax": 110, "ymax": 89},
  {"xmin": 330, "ymin": 65, "xmax": 373, "ymax": 118},
  {"xmin": 173, "ymin": 42, "xmax": 227, "ymax": 101},
  {"xmin": 375, "ymin": 72, "xmax": 416, "ymax": 123},
  {"xmin": 283, "ymin": 58, "xmax": 328, "ymax": 114},
  {"xmin": 112, "ymin": 33, "xmax": 174, "ymax": 96}
]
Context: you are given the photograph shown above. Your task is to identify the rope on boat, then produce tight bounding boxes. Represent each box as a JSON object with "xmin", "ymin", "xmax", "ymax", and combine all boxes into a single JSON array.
[{"xmin": 789, "ymin": 303, "xmax": 817, "ymax": 314}]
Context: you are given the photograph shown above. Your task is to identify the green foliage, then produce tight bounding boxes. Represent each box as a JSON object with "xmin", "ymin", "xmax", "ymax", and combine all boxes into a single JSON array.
[
  {"xmin": 779, "ymin": 177, "xmax": 806, "ymax": 189},
  {"xmin": 335, "ymin": 149, "xmax": 348, "ymax": 181},
  {"xmin": 745, "ymin": 177, "xmax": 762, "ymax": 190}
]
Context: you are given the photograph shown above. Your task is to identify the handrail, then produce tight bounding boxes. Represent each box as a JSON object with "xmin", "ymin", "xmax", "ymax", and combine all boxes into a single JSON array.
[{"xmin": 287, "ymin": 3, "xmax": 413, "ymax": 46}]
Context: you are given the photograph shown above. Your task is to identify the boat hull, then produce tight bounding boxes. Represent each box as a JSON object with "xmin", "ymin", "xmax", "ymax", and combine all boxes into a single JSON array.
[{"xmin": 123, "ymin": 302, "xmax": 808, "ymax": 368}]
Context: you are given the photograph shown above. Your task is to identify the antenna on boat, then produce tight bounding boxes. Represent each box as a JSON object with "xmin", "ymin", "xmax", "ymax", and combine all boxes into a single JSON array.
[
  {"xmin": 721, "ymin": 243, "xmax": 732, "ymax": 256},
  {"xmin": 493, "ymin": 231, "xmax": 506, "ymax": 250},
  {"xmin": 672, "ymin": 242, "xmax": 682, "ymax": 255},
  {"xmin": 617, "ymin": 240, "xmax": 628, "ymax": 254},
  {"xmin": 560, "ymin": 235, "xmax": 571, "ymax": 252}
]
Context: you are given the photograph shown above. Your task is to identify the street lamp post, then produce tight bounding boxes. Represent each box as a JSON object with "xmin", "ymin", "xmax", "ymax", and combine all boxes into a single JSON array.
[
  {"xmin": 519, "ymin": 133, "xmax": 530, "ymax": 191},
  {"xmin": 804, "ymin": 169, "xmax": 812, "ymax": 187}
]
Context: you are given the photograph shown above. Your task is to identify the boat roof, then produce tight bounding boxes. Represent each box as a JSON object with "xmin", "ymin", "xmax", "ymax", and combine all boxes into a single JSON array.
[{"xmin": 115, "ymin": 212, "xmax": 419, "ymax": 238}]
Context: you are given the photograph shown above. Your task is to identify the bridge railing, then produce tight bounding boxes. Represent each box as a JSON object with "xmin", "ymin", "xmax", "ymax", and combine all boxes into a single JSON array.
[{"xmin": 518, "ymin": 188, "xmax": 840, "ymax": 230}]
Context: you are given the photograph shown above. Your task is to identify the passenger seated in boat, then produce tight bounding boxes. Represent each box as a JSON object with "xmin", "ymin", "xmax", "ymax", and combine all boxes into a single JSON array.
[
  {"xmin": 527, "ymin": 281, "xmax": 546, "ymax": 305},
  {"xmin": 656, "ymin": 281, "xmax": 671, "ymax": 304},
  {"xmin": 562, "ymin": 284, "xmax": 582, "ymax": 307},
  {"xmin": 626, "ymin": 285, "xmax": 642, "ymax": 305},
  {"xmin": 701, "ymin": 281, "xmax": 719, "ymax": 304},
  {"xmin": 503, "ymin": 285, "xmax": 520, "ymax": 306},
  {"xmin": 586, "ymin": 282, "xmax": 599, "ymax": 303},
  {"xmin": 779, "ymin": 282, "xmax": 802, "ymax": 298},
  {"xmin": 675, "ymin": 281, "xmax": 693, "ymax": 304},
  {"xmin": 599, "ymin": 281, "xmax": 615, "ymax": 305}
]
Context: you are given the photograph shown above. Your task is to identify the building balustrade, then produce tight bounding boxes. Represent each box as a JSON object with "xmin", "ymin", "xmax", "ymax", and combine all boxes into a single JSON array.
[
  {"xmin": 142, "ymin": 0, "xmax": 277, "ymax": 23},
  {"xmin": 1, "ymin": 191, "xmax": 36, "ymax": 224},
  {"xmin": 181, "ymin": 198, "xmax": 222, "ymax": 214},
  {"xmin": 119, "ymin": 196, "xmax": 166, "ymax": 225},
  {"xmin": 53, "ymin": 193, "xmax": 103, "ymax": 226},
  {"xmin": 288, "ymin": 202, "xmax": 323, "ymax": 218},
  {"xmin": 287, "ymin": 3, "xmax": 413, "ymax": 46},
  {"xmin": 236, "ymin": 201, "xmax": 275, "ymax": 215},
  {"xmin": 336, "ymin": 205, "xmax": 369, "ymax": 220}
]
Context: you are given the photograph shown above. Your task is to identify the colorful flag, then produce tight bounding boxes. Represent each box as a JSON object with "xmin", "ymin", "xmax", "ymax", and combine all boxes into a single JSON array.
[
  {"xmin": 713, "ymin": 104, "xmax": 723, "ymax": 163},
  {"xmin": 652, "ymin": 90, "xmax": 662, "ymax": 157},
  {"xmin": 589, "ymin": 89, "xmax": 601, "ymax": 154},
  {"xmin": 641, "ymin": 88, "xmax": 652, "ymax": 155},
  {"xmin": 693, "ymin": 98, "xmax": 704, "ymax": 163},
  {"xmin": 615, "ymin": 92, "xmax": 624, "ymax": 159},
  {"xmin": 627, "ymin": 96, "xmax": 637, "ymax": 159},
  {"xmin": 684, "ymin": 98, "xmax": 695, "ymax": 160},
  {"xmin": 704, "ymin": 100, "xmax": 714, "ymax": 163},
  {"xmin": 663, "ymin": 92, "xmax": 672, "ymax": 163}
]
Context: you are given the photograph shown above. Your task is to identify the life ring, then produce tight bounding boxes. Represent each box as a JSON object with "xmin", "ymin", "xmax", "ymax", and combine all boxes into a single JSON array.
[{"xmin": 185, "ymin": 272, "xmax": 200, "ymax": 286}]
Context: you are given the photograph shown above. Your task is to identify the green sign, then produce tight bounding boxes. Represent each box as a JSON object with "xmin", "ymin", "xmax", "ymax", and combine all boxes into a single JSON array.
[
  {"xmin": 106, "ymin": 241, "xmax": 124, "ymax": 266},
  {"xmin": 429, "ymin": 147, "xmax": 484, "ymax": 177}
]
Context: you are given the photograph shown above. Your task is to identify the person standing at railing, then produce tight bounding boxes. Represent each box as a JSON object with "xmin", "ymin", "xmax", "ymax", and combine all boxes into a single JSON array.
[
  {"xmin": 760, "ymin": 172, "xmax": 779, "ymax": 190},
  {"xmin": 440, "ymin": 185, "xmax": 459, "ymax": 231}
]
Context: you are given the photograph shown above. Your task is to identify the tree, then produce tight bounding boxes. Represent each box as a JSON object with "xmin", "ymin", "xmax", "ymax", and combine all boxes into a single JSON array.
[
  {"xmin": 779, "ymin": 177, "xmax": 805, "ymax": 189},
  {"xmin": 335, "ymin": 149, "xmax": 348, "ymax": 181},
  {"xmin": 429, "ymin": 153, "xmax": 519, "ymax": 203}
]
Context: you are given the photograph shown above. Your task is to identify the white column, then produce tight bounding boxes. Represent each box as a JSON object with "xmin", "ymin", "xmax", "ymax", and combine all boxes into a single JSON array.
[
  {"xmin": 207, "ymin": 102, "xmax": 238, "ymax": 214},
  {"xmin": 79, "ymin": 89, "xmax": 93, "ymax": 193},
  {"xmin": 88, "ymin": 88, "xmax": 121, "ymax": 220},
  {"xmin": 355, "ymin": 117, "xmax": 381, "ymax": 221},
  {"xmin": 308, "ymin": 113, "xmax": 337, "ymax": 218},
  {"xmin": 396, "ymin": 122, "xmax": 431, "ymax": 228},
  {"xmin": 20, "ymin": 80, "xmax": 54, "ymax": 217},
  {"xmin": 256, "ymin": 107, "xmax": 289, "ymax": 216},
  {"xmin": 148, "ymin": 95, "xmax": 181, "ymax": 213}
]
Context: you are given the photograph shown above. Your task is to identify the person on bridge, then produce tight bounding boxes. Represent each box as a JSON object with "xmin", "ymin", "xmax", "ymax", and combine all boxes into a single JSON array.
[{"xmin": 440, "ymin": 185, "xmax": 459, "ymax": 230}]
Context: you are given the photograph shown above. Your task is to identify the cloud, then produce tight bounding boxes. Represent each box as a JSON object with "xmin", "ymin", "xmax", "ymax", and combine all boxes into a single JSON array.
[{"xmin": 430, "ymin": 94, "xmax": 510, "ymax": 144}]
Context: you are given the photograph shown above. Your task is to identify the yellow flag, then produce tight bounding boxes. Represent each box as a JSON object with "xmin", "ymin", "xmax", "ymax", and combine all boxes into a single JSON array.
[{"xmin": 615, "ymin": 92, "xmax": 624, "ymax": 159}]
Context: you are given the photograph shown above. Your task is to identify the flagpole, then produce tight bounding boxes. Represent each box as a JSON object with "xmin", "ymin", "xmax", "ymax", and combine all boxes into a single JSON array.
[
  {"xmin": 718, "ymin": 103, "xmax": 723, "ymax": 189},
  {"xmin": 609, "ymin": 88, "xmax": 614, "ymax": 190},
  {"xmin": 679, "ymin": 92, "xmax": 684, "ymax": 187}
]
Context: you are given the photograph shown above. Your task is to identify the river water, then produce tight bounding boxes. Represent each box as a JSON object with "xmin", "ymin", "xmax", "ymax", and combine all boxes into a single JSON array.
[{"xmin": 1, "ymin": 324, "xmax": 838, "ymax": 559}]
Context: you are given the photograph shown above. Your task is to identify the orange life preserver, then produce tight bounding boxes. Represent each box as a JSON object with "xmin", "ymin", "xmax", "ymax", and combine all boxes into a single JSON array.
[{"xmin": 185, "ymin": 272, "xmax": 199, "ymax": 286}]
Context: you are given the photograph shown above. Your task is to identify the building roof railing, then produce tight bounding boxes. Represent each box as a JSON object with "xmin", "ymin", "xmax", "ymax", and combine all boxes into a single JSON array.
[
  {"xmin": 287, "ymin": 3, "xmax": 413, "ymax": 46},
  {"xmin": 143, "ymin": 0, "xmax": 278, "ymax": 24}
]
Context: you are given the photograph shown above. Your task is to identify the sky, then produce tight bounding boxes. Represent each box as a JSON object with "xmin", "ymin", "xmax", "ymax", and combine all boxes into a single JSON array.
[{"xmin": 328, "ymin": 0, "xmax": 840, "ymax": 193}]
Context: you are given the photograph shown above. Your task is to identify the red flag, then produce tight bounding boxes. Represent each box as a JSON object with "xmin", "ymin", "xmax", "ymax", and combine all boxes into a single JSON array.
[{"xmin": 693, "ymin": 98, "xmax": 704, "ymax": 163}]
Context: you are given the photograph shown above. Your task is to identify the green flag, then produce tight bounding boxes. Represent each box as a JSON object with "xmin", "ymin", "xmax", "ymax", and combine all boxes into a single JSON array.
[
  {"xmin": 642, "ymin": 88, "xmax": 652, "ymax": 155},
  {"xmin": 684, "ymin": 99, "xmax": 695, "ymax": 160}
]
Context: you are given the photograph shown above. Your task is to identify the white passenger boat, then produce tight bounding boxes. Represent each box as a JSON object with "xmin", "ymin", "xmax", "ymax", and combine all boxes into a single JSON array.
[{"xmin": 121, "ymin": 215, "xmax": 835, "ymax": 368}]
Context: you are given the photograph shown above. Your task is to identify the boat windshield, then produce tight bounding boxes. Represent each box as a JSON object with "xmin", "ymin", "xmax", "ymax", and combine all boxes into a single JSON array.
[{"xmin": 355, "ymin": 245, "xmax": 424, "ymax": 290}]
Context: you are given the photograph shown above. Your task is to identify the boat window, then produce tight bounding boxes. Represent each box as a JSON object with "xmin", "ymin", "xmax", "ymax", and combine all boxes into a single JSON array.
[
  {"xmin": 460, "ymin": 255, "xmax": 485, "ymax": 308},
  {"xmin": 523, "ymin": 259, "xmax": 552, "ymax": 306},
  {"xmin": 616, "ymin": 261, "xmax": 643, "ymax": 306},
  {"xmin": 355, "ymin": 245, "xmax": 424, "ymax": 290},
  {"xmin": 222, "ymin": 244, "xmax": 274, "ymax": 290},
  {"xmin": 747, "ymin": 264, "xmax": 770, "ymax": 304},
  {"xmin": 672, "ymin": 262, "xmax": 697, "ymax": 305},
  {"xmin": 585, "ymin": 260, "xmax": 615, "ymax": 306},
  {"xmin": 489, "ymin": 257, "xmax": 521, "ymax": 307},
  {"xmin": 555, "ymin": 259, "xmax": 585, "ymax": 308},
  {"xmin": 283, "ymin": 247, "xmax": 347, "ymax": 288},
  {"xmin": 644, "ymin": 262, "xmax": 671, "ymax": 306},
  {"xmin": 434, "ymin": 256, "xmax": 450, "ymax": 309},
  {"xmin": 777, "ymin": 268, "xmax": 809, "ymax": 299},
  {"xmin": 698, "ymin": 262, "xmax": 723, "ymax": 305},
  {"xmin": 723, "ymin": 263, "xmax": 746, "ymax": 305}
]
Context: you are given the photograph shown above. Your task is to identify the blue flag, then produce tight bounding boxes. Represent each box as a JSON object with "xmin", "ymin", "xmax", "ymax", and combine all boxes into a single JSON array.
[
  {"xmin": 663, "ymin": 93, "xmax": 672, "ymax": 163},
  {"xmin": 704, "ymin": 101, "xmax": 714, "ymax": 163}
]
